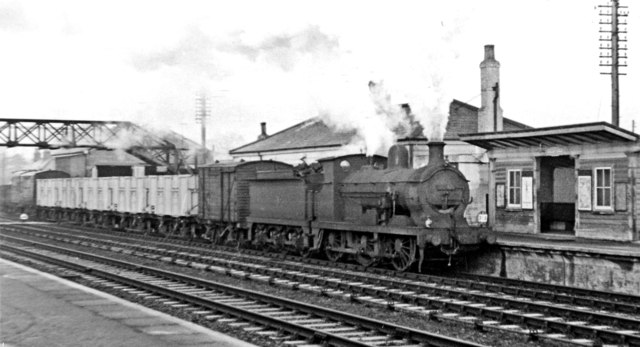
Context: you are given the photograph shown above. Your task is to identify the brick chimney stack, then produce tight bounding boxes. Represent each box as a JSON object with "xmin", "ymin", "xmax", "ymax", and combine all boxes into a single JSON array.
[
  {"xmin": 478, "ymin": 45, "xmax": 503, "ymax": 132},
  {"xmin": 257, "ymin": 122, "xmax": 268, "ymax": 140}
]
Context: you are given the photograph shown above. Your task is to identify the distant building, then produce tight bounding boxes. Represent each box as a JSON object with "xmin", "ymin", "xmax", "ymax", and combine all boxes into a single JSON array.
[
  {"xmin": 229, "ymin": 119, "xmax": 358, "ymax": 164},
  {"xmin": 50, "ymin": 148, "xmax": 147, "ymax": 177}
]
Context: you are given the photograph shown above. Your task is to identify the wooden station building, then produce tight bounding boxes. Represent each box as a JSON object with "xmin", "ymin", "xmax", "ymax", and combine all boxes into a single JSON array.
[{"xmin": 460, "ymin": 122, "xmax": 640, "ymax": 241}]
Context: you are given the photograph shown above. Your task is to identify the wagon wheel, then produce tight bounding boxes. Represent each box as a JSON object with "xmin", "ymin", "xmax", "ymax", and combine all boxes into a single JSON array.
[
  {"xmin": 324, "ymin": 231, "xmax": 343, "ymax": 262},
  {"xmin": 224, "ymin": 227, "xmax": 242, "ymax": 248},
  {"xmin": 211, "ymin": 225, "xmax": 225, "ymax": 244},
  {"xmin": 267, "ymin": 226, "xmax": 284, "ymax": 252},
  {"xmin": 355, "ymin": 235, "xmax": 377, "ymax": 267},
  {"xmin": 288, "ymin": 228, "xmax": 312, "ymax": 258},
  {"xmin": 391, "ymin": 237, "xmax": 417, "ymax": 271},
  {"xmin": 299, "ymin": 247, "xmax": 313, "ymax": 258}
]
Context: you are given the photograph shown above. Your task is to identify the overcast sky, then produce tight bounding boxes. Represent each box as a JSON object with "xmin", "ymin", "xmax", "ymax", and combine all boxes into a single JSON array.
[{"xmin": 1, "ymin": 0, "xmax": 638, "ymax": 159}]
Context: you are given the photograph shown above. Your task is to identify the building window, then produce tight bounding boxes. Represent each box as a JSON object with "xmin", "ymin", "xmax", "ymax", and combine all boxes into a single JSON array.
[
  {"xmin": 594, "ymin": 167, "xmax": 612, "ymax": 210},
  {"xmin": 507, "ymin": 169, "xmax": 522, "ymax": 208}
]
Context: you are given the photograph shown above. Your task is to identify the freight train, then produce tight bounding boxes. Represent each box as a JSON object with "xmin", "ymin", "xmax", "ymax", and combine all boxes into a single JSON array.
[{"xmin": 35, "ymin": 141, "xmax": 495, "ymax": 271}]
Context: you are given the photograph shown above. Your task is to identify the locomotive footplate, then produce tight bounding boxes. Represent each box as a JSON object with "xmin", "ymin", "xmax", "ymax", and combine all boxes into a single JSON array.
[{"xmin": 313, "ymin": 220, "xmax": 425, "ymax": 236}]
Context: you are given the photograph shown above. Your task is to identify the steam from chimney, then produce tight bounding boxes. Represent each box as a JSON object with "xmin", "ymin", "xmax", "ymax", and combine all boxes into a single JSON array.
[
  {"xmin": 368, "ymin": 81, "xmax": 421, "ymax": 138},
  {"xmin": 367, "ymin": 79, "xmax": 449, "ymax": 142}
]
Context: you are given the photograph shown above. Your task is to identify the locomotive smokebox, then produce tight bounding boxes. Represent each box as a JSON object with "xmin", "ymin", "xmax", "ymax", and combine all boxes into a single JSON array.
[{"xmin": 427, "ymin": 141, "xmax": 446, "ymax": 167}]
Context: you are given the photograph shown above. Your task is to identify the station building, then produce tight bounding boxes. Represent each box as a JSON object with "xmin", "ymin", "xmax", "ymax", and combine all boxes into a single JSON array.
[{"xmin": 461, "ymin": 123, "xmax": 639, "ymax": 241}]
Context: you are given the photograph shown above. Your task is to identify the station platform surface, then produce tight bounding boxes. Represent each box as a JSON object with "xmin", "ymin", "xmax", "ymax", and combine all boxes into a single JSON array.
[
  {"xmin": 0, "ymin": 258, "xmax": 257, "ymax": 347},
  {"xmin": 496, "ymin": 232, "xmax": 640, "ymax": 258}
]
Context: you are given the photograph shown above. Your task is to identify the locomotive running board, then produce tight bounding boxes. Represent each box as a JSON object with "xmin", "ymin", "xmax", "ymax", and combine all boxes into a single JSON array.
[{"xmin": 312, "ymin": 220, "xmax": 425, "ymax": 236}]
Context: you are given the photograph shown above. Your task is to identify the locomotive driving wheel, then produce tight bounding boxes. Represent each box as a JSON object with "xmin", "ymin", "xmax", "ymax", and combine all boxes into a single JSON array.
[
  {"xmin": 324, "ymin": 231, "xmax": 343, "ymax": 262},
  {"xmin": 390, "ymin": 237, "xmax": 416, "ymax": 271}
]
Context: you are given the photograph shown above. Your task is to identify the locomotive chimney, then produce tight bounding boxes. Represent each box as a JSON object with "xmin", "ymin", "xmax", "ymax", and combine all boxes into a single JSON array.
[
  {"xmin": 257, "ymin": 122, "xmax": 268, "ymax": 140},
  {"xmin": 427, "ymin": 141, "xmax": 446, "ymax": 167},
  {"xmin": 478, "ymin": 44, "xmax": 503, "ymax": 132}
]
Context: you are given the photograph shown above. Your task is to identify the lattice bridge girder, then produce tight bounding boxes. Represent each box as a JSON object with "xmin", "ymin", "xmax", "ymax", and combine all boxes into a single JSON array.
[{"xmin": 0, "ymin": 118, "xmax": 194, "ymax": 173}]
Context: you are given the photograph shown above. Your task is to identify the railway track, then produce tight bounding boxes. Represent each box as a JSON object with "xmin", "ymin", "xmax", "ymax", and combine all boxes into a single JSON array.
[
  {"xmin": 5, "ymin": 222, "xmax": 638, "ymax": 305},
  {"xmin": 2, "ymin": 224, "xmax": 640, "ymax": 346},
  {"xmin": 0, "ymin": 237, "xmax": 484, "ymax": 347},
  {"xmin": 447, "ymin": 272, "xmax": 640, "ymax": 312},
  {"xmin": 6, "ymin": 223, "xmax": 640, "ymax": 311}
]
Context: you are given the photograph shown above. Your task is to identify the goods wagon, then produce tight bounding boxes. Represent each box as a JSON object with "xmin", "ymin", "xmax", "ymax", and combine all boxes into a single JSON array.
[
  {"xmin": 197, "ymin": 160, "xmax": 293, "ymax": 243},
  {"xmin": 37, "ymin": 175, "xmax": 198, "ymax": 234}
]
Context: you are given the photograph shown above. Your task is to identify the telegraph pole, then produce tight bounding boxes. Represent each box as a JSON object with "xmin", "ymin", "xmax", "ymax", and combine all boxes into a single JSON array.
[
  {"xmin": 599, "ymin": 0, "xmax": 628, "ymax": 127},
  {"xmin": 195, "ymin": 91, "xmax": 212, "ymax": 166},
  {"xmin": 195, "ymin": 92, "xmax": 211, "ymax": 147}
]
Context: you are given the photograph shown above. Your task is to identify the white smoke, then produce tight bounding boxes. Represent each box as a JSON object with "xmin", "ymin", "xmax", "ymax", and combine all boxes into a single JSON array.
[{"xmin": 2, "ymin": 3, "xmax": 470, "ymax": 158}]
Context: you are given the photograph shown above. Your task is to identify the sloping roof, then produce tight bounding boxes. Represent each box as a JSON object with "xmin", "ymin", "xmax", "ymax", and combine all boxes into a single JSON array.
[
  {"xmin": 230, "ymin": 118, "xmax": 357, "ymax": 154},
  {"xmin": 90, "ymin": 150, "xmax": 147, "ymax": 166},
  {"xmin": 50, "ymin": 148, "xmax": 87, "ymax": 157},
  {"xmin": 51, "ymin": 148, "xmax": 147, "ymax": 166},
  {"xmin": 230, "ymin": 100, "xmax": 530, "ymax": 155},
  {"xmin": 17, "ymin": 157, "xmax": 54, "ymax": 172},
  {"xmin": 460, "ymin": 122, "xmax": 639, "ymax": 150}
]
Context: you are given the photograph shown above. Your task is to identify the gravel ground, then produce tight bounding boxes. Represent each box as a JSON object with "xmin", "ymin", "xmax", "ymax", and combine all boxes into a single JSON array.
[{"xmin": 2, "ymin": 231, "xmax": 577, "ymax": 347}]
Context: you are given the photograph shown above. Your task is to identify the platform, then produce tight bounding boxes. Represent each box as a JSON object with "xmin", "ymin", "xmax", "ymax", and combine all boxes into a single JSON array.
[
  {"xmin": 0, "ymin": 258, "xmax": 257, "ymax": 347},
  {"xmin": 497, "ymin": 232, "xmax": 640, "ymax": 259},
  {"xmin": 467, "ymin": 232, "xmax": 640, "ymax": 294}
]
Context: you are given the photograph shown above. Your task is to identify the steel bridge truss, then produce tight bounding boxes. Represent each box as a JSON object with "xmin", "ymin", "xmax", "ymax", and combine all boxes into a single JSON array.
[{"xmin": 0, "ymin": 118, "xmax": 195, "ymax": 173}]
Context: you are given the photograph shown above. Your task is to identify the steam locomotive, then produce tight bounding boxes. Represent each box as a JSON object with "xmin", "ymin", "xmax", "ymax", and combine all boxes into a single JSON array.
[{"xmin": 36, "ymin": 141, "xmax": 495, "ymax": 271}]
